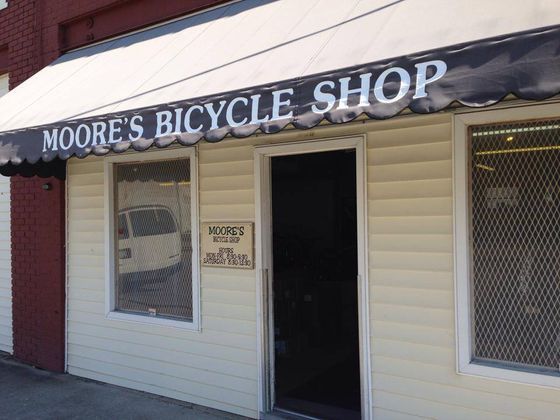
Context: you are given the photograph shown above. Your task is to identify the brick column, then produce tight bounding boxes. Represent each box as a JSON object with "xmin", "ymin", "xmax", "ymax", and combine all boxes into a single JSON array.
[{"xmin": 11, "ymin": 175, "xmax": 66, "ymax": 372}]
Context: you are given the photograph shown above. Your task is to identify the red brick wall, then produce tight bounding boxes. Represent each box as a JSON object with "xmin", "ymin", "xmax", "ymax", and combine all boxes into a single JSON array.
[
  {"xmin": 0, "ymin": 0, "xmax": 227, "ymax": 372},
  {"xmin": 10, "ymin": 177, "xmax": 66, "ymax": 371}
]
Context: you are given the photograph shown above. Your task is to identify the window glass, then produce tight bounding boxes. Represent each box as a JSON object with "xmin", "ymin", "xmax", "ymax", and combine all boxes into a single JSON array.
[
  {"xmin": 469, "ymin": 119, "xmax": 560, "ymax": 372},
  {"xmin": 114, "ymin": 158, "xmax": 192, "ymax": 321},
  {"xmin": 129, "ymin": 208, "xmax": 177, "ymax": 237}
]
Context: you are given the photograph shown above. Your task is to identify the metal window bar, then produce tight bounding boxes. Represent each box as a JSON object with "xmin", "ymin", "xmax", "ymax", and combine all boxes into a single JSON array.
[
  {"xmin": 114, "ymin": 158, "xmax": 193, "ymax": 321},
  {"xmin": 469, "ymin": 118, "xmax": 560, "ymax": 372}
]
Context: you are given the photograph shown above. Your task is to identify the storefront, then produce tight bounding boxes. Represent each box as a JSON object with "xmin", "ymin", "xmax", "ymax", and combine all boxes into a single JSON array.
[{"xmin": 1, "ymin": 1, "xmax": 560, "ymax": 418}]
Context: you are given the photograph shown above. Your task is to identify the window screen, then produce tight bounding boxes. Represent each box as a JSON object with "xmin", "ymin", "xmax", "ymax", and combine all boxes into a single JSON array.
[
  {"xmin": 114, "ymin": 158, "xmax": 193, "ymax": 321},
  {"xmin": 470, "ymin": 119, "xmax": 560, "ymax": 372}
]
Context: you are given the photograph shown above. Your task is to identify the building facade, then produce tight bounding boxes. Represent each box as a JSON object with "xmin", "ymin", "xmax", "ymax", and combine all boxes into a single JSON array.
[
  {"xmin": 1, "ymin": 1, "xmax": 560, "ymax": 419},
  {"xmin": 0, "ymin": 0, "xmax": 228, "ymax": 372}
]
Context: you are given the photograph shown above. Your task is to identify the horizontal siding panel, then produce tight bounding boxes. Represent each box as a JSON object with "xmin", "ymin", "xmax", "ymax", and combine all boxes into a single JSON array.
[
  {"xmin": 200, "ymin": 203, "xmax": 254, "ymax": 220},
  {"xmin": 202, "ymin": 288, "xmax": 256, "ymax": 307},
  {"xmin": 371, "ymin": 407, "xmax": 427, "ymax": 420},
  {"xmin": 68, "ymin": 313, "xmax": 256, "ymax": 352},
  {"xmin": 199, "ymin": 160, "xmax": 253, "ymax": 177},
  {"xmin": 68, "ymin": 366, "xmax": 256, "ymax": 418},
  {"xmin": 68, "ymin": 266, "xmax": 105, "ymax": 280},
  {"xmin": 369, "ymin": 160, "xmax": 451, "ymax": 183},
  {"xmin": 0, "ymin": 321, "xmax": 9, "ymax": 331},
  {"xmin": 202, "ymin": 274, "xmax": 255, "ymax": 292},
  {"xmin": 68, "ymin": 332, "xmax": 256, "ymax": 379},
  {"xmin": 68, "ymin": 196, "xmax": 104, "ymax": 210},
  {"xmin": 67, "ymin": 356, "xmax": 256, "ymax": 410},
  {"xmin": 68, "ymin": 231, "xmax": 104, "ymax": 245},
  {"xmin": 371, "ymin": 303, "xmax": 453, "ymax": 330},
  {"xmin": 69, "ymin": 242, "xmax": 104, "ymax": 257},
  {"xmin": 372, "ymin": 285, "xmax": 454, "ymax": 310},
  {"xmin": 369, "ymin": 197, "xmax": 452, "ymax": 217},
  {"xmin": 371, "ymin": 251, "xmax": 453, "ymax": 272},
  {"xmin": 68, "ymin": 288, "xmax": 105, "ymax": 303},
  {"xmin": 199, "ymin": 174, "xmax": 253, "ymax": 192},
  {"xmin": 367, "ymin": 123, "xmax": 451, "ymax": 148},
  {"xmin": 69, "ymin": 219, "xmax": 104, "ymax": 233},
  {"xmin": 202, "ymin": 315, "xmax": 256, "ymax": 336},
  {"xmin": 369, "ymin": 142, "xmax": 451, "ymax": 166},
  {"xmin": 68, "ymin": 255, "xmax": 105, "ymax": 268},
  {"xmin": 370, "ymin": 215, "xmax": 452, "ymax": 234},
  {"xmin": 67, "ymin": 344, "xmax": 257, "ymax": 395},
  {"xmin": 374, "ymin": 373, "xmax": 560, "ymax": 419},
  {"xmin": 200, "ymin": 189, "xmax": 254, "ymax": 206},
  {"xmin": 372, "ymin": 338, "xmax": 454, "ymax": 366},
  {"xmin": 69, "ymin": 208, "xmax": 105, "ymax": 221},
  {"xmin": 198, "ymin": 145, "xmax": 253, "ymax": 164},
  {"xmin": 371, "ymin": 320, "xmax": 454, "ymax": 348},
  {"xmin": 370, "ymin": 268, "xmax": 452, "ymax": 291},
  {"xmin": 373, "ymin": 355, "xmax": 560, "ymax": 406},
  {"xmin": 204, "ymin": 302, "xmax": 256, "ymax": 321},
  {"xmin": 67, "ymin": 184, "xmax": 105, "ymax": 198},
  {"xmin": 67, "ymin": 173, "xmax": 104, "ymax": 187},
  {"xmin": 370, "ymin": 234, "xmax": 452, "ymax": 253},
  {"xmin": 369, "ymin": 178, "xmax": 451, "ymax": 200},
  {"xmin": 373, "ymin": 390, "xmax": 513, "ymax": 420},
  {"xmin": 68, "ymin": 321, "xmax": 256, "ymax": 365},
  {"xmin": 67, "ymin": 159, "xmax": 104, "ymax": 175}
]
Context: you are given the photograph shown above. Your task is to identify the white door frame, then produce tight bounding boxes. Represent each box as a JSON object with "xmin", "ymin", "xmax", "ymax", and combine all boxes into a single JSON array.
[{"xmin": 254, "ymin": 135, "xmax": 371, "ymax": 419}]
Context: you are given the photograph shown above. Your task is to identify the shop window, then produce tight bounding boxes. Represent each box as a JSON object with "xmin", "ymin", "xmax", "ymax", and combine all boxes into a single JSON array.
[
  {"xmin": 106, "ymin": 149, "xmax": 199, "ymax": 329},
  {"xmin": 455, "ymin": 106, "xmax": 560, "ymax": 387},
  {"xmin": 0, "ymin": 74, "xmax": 8, "ymax": 97},
  {"xmin": 469, "ymin": 119, "xmax": 560, "ymax": 372}
]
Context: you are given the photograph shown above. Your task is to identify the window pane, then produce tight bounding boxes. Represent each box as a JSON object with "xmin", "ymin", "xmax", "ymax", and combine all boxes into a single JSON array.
[
  {"xmin": 470, "ymin": 120, "xmax": 560, "ymax": 371},
  {"xmin": 114, "ymin": 159, "xmax": 192, "ymax": 321},
  {"xmin": 129, "ymin": 209, "xmax": 177, "ymax": 237}
]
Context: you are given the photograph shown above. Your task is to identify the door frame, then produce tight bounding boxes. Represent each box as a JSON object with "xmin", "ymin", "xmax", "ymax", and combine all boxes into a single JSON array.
[{"xmin": 254, "ymin": 135, "xmax": 371, "ymax": 419}]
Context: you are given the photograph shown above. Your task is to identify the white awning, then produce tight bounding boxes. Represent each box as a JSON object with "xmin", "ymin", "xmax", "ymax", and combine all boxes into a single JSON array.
[{"xmin": 0, "ymin": 0, "xmax": 558, "ymax": 132}]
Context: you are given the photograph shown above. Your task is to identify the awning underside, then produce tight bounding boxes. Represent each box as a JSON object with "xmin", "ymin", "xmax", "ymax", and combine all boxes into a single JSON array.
[{"xmin": 0, "ymin": 0, "xmax": 559, "ymax": 177}]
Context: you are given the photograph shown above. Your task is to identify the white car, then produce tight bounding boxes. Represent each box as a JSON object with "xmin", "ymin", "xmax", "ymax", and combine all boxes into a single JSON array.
[{"xmin": 117, "ymin": 205, "xmax": 182, "ymax": 277}]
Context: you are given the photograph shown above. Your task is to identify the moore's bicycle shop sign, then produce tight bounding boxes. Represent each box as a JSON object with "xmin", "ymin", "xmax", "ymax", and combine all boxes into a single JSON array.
[{"xmin": 1, "ymin": 25, "xmax": 560, "ymax": 170}]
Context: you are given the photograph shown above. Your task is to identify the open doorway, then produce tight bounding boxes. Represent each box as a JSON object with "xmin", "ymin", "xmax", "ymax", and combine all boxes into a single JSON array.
[{"xmin": 270, "ymin": 149, "xmax": 361, "ymax": 419}]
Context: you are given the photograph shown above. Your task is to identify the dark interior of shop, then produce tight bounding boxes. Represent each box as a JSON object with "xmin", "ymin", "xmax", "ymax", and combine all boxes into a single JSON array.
[{"xmin": 271, "ymin": 149, "xmax": 361, "ymax": 419}]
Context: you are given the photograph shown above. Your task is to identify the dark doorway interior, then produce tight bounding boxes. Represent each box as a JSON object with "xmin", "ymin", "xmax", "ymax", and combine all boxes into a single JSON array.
[{"xmin": 271, "ymin": 150, "xmax": 360, "ymax": 419}]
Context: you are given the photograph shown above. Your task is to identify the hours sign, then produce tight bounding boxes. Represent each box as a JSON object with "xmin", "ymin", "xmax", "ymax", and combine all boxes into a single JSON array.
[{"xmin": 201, "ymin": 222, "xmax": 254, "ymax": 269}]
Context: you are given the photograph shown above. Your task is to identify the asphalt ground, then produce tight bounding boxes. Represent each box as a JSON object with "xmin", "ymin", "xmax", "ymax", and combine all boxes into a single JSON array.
[{"xmin": 0, "ymin": 353, "xmax": 245, "ymax": 420}]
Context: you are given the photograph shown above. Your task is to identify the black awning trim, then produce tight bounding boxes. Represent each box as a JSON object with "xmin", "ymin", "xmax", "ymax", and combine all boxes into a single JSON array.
[{"xmin": 1, "ymin": 24, "xmax": 560, "ymax": 177}]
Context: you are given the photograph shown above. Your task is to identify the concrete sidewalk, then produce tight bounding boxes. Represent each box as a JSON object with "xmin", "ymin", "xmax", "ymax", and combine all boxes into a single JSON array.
[{"xmin": 0, "ymin": 353, "xmax": 244, "ymax": 420}]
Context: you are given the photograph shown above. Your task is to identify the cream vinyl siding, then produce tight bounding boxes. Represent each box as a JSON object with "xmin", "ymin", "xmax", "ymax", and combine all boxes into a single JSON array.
[
  {"xmin": 66, "ymin": 145, "xmax": 258, "ymax": 418},
  {"xmin": 67, "ymin": 111, "xmax": 560, "ymax": 419},
  {"xmin": 367, "ymin": 114, "xmax": 560, "ymax": 419},
  {"xmin": 0, "ymin": 175, "xmax": 11, "ymax": 354}
]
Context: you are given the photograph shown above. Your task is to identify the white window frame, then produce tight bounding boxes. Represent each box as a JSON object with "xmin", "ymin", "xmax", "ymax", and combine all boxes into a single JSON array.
[
  {"xmin": 104, "ymin": 147, "xmax": 200, "ymax": 331},
  {"xmin": 454, "ymin": 101, "xmax": 560, "ymax": 388}
]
